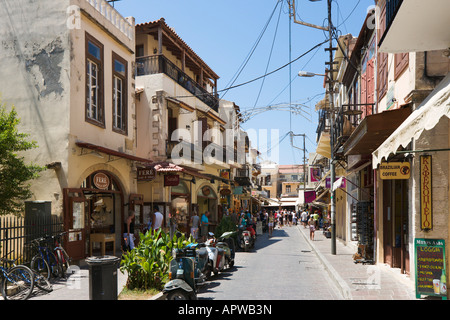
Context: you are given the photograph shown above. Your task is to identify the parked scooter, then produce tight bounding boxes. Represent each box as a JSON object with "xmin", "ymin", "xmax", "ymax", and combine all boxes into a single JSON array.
[
  {"xmin": 216, "ymin": 231, "xmax": 236, "ymax": 269},
  {"xmin": 204, "ymin": 232, "xmax": 225, "ymax": 277},
  {"xmin": 185, "ymin": 242, "xmax": 208, "ymax": 285},
  {"xmin": 163, "ymin": 248, "xmax": 197, "ymax": 300}
]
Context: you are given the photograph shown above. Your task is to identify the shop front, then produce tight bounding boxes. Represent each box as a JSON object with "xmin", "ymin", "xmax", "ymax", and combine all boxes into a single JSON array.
[
  {"xmin": 170, "ymin": 181, "xmax": 191, "ymax": 235},
  {"xmin": 197, "ymin": 185, "xmax": 218, "ymax": 233},
  {"xmin": 64, "ymin": 170, "xmax": 127, "ymax": 260}
]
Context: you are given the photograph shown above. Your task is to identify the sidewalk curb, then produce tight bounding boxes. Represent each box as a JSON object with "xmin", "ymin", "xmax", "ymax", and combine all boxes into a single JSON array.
[
  {"xmin": 296, "ymin": 226, "xmax": 353, "ymax": 300},
  {"xmin": 149, "ymin": 292, "xmax": 165, "ymax": 300}
]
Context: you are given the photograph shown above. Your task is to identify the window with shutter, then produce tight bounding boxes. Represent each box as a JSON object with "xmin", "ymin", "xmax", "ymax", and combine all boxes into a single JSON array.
[{"xmin": 394, "ymin": 52, "xmax": 409, "ymax": 79}]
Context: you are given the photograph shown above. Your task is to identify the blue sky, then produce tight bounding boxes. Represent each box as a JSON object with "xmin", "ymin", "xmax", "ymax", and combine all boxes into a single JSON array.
[{"xmin": 113, "ymin": 0, "xmax": 374, "ymax": 165}]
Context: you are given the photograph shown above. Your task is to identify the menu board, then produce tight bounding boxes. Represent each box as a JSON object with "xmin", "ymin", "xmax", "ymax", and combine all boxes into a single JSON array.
[{"xmin": 415, "ymin": 238, "xmax": 447, "ymax": 299}]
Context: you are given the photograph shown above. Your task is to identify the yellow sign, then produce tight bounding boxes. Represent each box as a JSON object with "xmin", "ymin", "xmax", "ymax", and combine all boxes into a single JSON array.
[
  {"xmin": 420, "ymin": 155, "xmax": 432, "ymax": 230},
  {"xmin": 379, "ymin": 162, "xmax": 411, "ymax": 180}
]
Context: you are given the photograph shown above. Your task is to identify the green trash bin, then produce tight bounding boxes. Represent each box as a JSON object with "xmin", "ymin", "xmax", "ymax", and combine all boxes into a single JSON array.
[{"xmin": 86, "ymin": 255, "xmax": 120, "ymax": 300}]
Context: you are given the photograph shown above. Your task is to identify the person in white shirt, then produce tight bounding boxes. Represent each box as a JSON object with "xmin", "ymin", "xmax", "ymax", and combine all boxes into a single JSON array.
[
  {"xmin": 152, "ymin": 206, "xmax": 164, "ymax": 232},
  {"xmin": 301, "ymin": 210, "xmax": 309, "ymax": 228}
]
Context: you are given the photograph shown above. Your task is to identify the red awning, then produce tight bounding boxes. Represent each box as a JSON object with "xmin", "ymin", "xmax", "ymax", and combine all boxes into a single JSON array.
[{"xmin": 147, "ymin": 161, "xmax": 211, "ymax": 180}]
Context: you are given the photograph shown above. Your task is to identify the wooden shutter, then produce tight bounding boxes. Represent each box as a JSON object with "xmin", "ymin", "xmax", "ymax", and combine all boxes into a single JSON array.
[{"xmin": 394, "ymin": 52, "xmax": 409, "ymax": 79}]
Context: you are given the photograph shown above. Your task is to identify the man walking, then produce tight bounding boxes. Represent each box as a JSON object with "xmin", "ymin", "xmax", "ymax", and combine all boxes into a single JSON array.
[{"xmin": 201, "ymin": 211, "xmax": 210, "ymax": 241}]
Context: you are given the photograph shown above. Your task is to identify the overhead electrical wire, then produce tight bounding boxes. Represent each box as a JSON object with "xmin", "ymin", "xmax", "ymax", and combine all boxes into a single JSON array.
[
  {"xmin": 221, "ymin": 0, "xmax": 283, "ymax": 101},
  {"xmin": 172, "ymin": 38, "xmax": 329, "ymax": 100}
]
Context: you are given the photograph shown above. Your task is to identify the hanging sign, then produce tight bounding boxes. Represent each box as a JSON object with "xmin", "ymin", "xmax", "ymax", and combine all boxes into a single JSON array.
[
  {"xmin": 379, "ymin": 162, "xmax": 410, "ymax": 180},
  {"xmin": 415, "ymin": 238, "xmax": 447, "ymax": 300},
  {"xmin": 420, "ymin": 155, "xmax": 432, "ymax": 230},
  {"xmin": 93, "ymin": 172, "xmax": 110, "ymax": 190},
  {"xmin": 137, "ymin": 167, "xmax": 156, "ymax": 181},
  {"xmin": 164, "ymin": 174, "xmax": 179, "ymax": 187}
]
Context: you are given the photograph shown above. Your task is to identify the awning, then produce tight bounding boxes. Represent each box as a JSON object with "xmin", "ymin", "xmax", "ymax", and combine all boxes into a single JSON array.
[
  {"xmin": 373, "ymin": 73, "xmax": 450, "ymax": 168},
  {"xmin": 76, "ymin": 142, "xmax": 152, "ymax": 164},
  {"xmin": 342, "ymin": 107, "xmax": 411, "ymax": 156},
  {"xmin": 147, "ymin": 161, "xmax": 211, "ymax": 180},
  {"xmin": 279, "ymin": 197, "xmax": 298, "ymax": 207},
  {"xmin": 316, "ymin": 132, "xmax": 331, "ymax": 159}
]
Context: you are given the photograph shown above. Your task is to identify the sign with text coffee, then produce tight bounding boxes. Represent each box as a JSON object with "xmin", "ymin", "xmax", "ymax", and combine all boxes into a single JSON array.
[{"xmin": 379, "ymin": 161, "xmax": 410, "ymax": 180}]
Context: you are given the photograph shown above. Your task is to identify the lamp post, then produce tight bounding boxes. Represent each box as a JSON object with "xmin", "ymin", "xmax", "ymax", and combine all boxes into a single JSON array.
[{"xmin": 298, "ymin": 68, "xmax": 337, "ymax": 256}]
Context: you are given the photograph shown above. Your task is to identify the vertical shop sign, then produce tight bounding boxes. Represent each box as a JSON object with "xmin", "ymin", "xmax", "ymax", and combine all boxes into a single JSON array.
[
  {"xmin": 420, "ymin": 155, "xmax": 432, "ymax": 230},
  {"xmin": 415, "ymin": 238, "xmax": 447, "ymax": 300}
]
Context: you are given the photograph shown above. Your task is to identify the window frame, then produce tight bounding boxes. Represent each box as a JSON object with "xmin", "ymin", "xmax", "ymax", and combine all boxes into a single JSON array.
[
  {"xmin": 111, "ymin": 51, "xmax": 128, "ymax": 135},
  {"xmin": 85, "ymin": 32, "xmax": 105, "ymax": 128}
]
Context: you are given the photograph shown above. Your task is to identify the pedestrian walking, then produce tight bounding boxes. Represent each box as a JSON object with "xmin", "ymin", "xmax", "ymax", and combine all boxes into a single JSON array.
[
  {"xmin": 308, "ymin": 216, "xmax": 316, "ymax": 241},
  {"xmin": 124, "ymin": 210, "xmax": 136, "ymax": 250},
  {"xmin": 301, "ymin": 209, "xmax": 308, "ymax": 228},
  {"xmin": 268, "ymin": 212, "xmax": 274, "ymax": 237},
  {"xmin": 190, "ymin": 211, "xmax": 200, "ymax": 241},
  {"xmin": 201, "ymin": 211, "xmax": 210, "ymax": 242}
]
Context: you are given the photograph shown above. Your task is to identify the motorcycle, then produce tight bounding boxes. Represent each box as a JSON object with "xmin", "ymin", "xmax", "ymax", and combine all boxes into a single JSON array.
[
  {"xmin": 204, "ymin": 232, "xmax": 225, "ymax": 277},
  {"xmin": 184, "ymin": 242, "xmax": 208, "ymax": 285},
  {"xmin": 238, "ymin": 226, "xmax": 252, "ymax": 252},
  {"xmin": 216, "ymin": 231, "xmax": 236, "ymax": 269},
  {"xmin": 163, "ymin": 248, "xmax": 197, "ymax": 300}
]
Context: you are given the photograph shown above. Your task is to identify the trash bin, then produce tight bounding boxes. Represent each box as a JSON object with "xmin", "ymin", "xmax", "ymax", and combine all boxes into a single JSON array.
[{"xmin": 85, "ymin": 255, "xmax": 120, "ymax": 300}]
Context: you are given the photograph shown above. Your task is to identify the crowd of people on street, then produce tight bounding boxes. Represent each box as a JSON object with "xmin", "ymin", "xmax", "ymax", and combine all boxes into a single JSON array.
[{"xmin": 122, "ymin": 204, "xmax": 328, "ymax": 251}]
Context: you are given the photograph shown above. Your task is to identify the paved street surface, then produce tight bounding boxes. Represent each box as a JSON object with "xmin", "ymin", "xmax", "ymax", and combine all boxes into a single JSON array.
[
  {"xmin": 197, "ymin": 225, "xmax": 343, "ymax": 300},
  {"xmin": 24, "ymin": 222, "xmax": 422, "ymax": 301}
]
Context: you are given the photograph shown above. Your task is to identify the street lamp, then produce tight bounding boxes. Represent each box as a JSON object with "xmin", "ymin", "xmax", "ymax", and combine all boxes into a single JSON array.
[
  {"xmin": 298, "ymin": 69, "xmax": 337, "ymax": 255},
  {"xmin": 298, "ymin": 71, "xmax": 326, "ymax": 78}
]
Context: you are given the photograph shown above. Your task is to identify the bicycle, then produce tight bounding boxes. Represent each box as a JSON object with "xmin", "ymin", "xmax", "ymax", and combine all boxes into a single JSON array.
[
  {"xmin": 49, "ymin": 232, "xmax": 71, "ymax": 278},
  {"xmin": 0, "ymin": 251, "xmax": 34, "ymax": 300},
  {"xmin": 29, "ymin": 236, "xmax": 61, "ymax": 280}
]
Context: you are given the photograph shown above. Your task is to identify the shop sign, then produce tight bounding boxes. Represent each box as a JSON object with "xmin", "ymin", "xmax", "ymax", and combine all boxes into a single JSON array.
[
  {"xmin": 137, "ymin": 167, "xmax": 156, "ymax": 181},
  {"xmin": 325, "ymin": 177, "xmax": 346, "ymax": 189},
  {"xmin": 379, "ymin": 162, "xmax": 410, "ymax": 180},
  {"xmin": 304, "ymin": 191, "xmax": 316, "ymax": 203},
  {"xmin": 93, "ymin": 172, "xmax": 110, "ymax": 190},
  {"xmin": 414, "ymin": 238, "xmax": 447, "ymax": 299},
  {"xmin": 220, "ymin": 188, "xmax": 231, "ymax": 196},
  {"xmin": 202, "ymin": 186, "xmax": 211, "ymax": 196},
  {"xmin": 164, "ymin": 174, "xmax": 179, "ymax": 187},
  {"xmin": 420, "ymin": 155, "xmax": 432, "ymax": 230}
]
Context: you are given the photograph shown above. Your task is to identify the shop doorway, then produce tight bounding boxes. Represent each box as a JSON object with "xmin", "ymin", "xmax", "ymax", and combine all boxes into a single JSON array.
[
  {"xmin": 171, "ymin": 181, "xmax": 190, "ymax": 235},
  {"xmin": 64, "ymin": 171, "xmax": 124, "ymax": 260},
  {"xmin": 383, "ymin": 179, "xmax": 409, "ymax": 274},
  {"xmin": 197, "ymin": 186, "xmax": 218, "ymax": 233}
]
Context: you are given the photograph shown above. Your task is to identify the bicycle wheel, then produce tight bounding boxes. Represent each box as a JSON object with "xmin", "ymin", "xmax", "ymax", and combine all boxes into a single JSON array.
[
  {"xmin": 31, "ymin": 255, "xmax": 51, "ymax": 281},
  {"xmin": 55, "ymin": 248, "xmax": 70, "ymax": 278},
  {"xmin": 2, "ymin": 265, "xmax": 35, "ymax": 300},
  {"xmin": 33, "ymin": 271, "xmax": 53, "ymax": 293},
  {"xmin": 46, "ymin": 251, "xmax": 61, "ymax": 278}
]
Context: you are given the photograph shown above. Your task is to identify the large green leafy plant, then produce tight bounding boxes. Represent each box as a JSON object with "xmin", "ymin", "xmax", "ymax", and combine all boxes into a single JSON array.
[{"xmin": 120, "ymin": 229, "xmax": 194, "ymax": 291}]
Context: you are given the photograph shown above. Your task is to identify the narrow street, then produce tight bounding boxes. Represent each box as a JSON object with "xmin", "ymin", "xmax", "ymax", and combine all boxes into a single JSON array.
[{"xmin": 197, "ymin": 225, "xmax": 343, "ymax": 300}]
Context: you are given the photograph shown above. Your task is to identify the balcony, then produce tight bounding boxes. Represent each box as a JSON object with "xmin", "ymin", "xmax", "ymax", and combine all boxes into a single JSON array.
[
  {"xmin": 331, "ymin": 103, "xmax": 374, "ymax": 159},
  {"xmin": 136, "ymin": 55, "xmax": 219, "ymax": 112},
  {"xmin": 379, "ymin": 0, "xmax": 450, "ymax": 53},
  {"xmin": 84, "ymin": 0, "xmax": 134, "ymax": 40}
]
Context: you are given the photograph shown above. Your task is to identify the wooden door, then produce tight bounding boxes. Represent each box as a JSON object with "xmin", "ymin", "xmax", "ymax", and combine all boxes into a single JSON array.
[
  {"xmin": 64, "ymin": 189, "xmax": 88, "ymax": 260},
  {"xmin": 382, "ymin": 181, "xmax": 393, "ymax": 267}
]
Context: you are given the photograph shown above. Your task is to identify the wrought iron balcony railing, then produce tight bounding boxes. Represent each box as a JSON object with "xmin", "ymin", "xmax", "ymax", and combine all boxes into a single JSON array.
[{"xmin": 136, "ymin": 55, "xmax": 219, "ymax": 112}]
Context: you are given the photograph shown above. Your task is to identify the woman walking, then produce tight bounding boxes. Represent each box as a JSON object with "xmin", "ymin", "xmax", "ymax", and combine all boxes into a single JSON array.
[
  {"xmin": 308, "ymin": 216, "xmax": 316, "ymax": 241},
  {"xmin": 268, "ymin": 212, "xmax": 274, "ymax": 237}
]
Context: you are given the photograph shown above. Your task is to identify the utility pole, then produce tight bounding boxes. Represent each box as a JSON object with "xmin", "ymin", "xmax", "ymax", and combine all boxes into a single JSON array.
[
  {"xmin": 326, "ymin": 0, "xmax": 337, "ymax": 255},
  {"xmin": 290, "ymin": 0, "xmax": 337, "ymax": 254}
]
